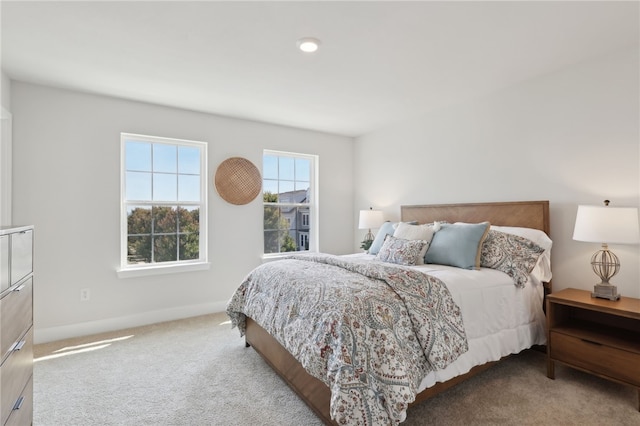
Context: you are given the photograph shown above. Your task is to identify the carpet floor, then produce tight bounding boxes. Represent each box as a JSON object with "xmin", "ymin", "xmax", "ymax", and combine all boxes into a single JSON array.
[{"xmin": 33, "ymin": 312, "xmax": 638, "ymax": 425}]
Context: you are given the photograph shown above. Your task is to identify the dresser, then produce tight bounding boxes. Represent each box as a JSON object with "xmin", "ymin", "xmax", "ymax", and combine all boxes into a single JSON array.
[{"xmin": 0, "ymin": 226, "xmax": 34, "ymax": 426}]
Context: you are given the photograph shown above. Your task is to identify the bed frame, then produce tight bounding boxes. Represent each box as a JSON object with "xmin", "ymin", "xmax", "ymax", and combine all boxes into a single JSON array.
[{"xmin": 245, "ymin": 200, "xmax": 550, "ymax": 425}]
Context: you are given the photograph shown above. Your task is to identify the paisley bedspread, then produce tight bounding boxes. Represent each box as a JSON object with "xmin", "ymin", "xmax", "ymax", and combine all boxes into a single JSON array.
[{"xmin": 226, "ymin": 254, "xmax": 468, "ymax": 425}]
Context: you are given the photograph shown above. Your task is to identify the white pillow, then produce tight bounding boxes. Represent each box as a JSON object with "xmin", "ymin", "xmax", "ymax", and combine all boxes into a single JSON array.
[{"xmin": 393, "ymin": 222, "xmax": 439, "ymax": 265}]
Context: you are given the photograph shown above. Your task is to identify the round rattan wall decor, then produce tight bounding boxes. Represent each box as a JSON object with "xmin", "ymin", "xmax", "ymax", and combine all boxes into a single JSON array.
[{"xmin": 214, "ymin": 157, "xmax": 262, "ymax": 205}]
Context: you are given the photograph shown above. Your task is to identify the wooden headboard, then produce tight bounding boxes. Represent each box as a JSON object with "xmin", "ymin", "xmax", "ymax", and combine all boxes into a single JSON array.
[{"xmin": 401, "ymin": 200, "xmax": 550, "ymax": 236}]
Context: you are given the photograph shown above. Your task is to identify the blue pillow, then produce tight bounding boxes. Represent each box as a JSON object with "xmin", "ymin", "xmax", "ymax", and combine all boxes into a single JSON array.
[
  {"xmin": 368, "ymin": 221, "xmax": 395, "ymax": 255},
  {"xmin": 368, "ymin": 221, "xmax": 418, "ymax": 255},
  {"xmin": 425, "ymin": 222, "xmax": 490, "ymax": 269}
]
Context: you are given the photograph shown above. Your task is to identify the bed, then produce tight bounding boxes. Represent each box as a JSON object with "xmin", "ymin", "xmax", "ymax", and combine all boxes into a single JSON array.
[{"xmin": 227, "ymin": 200, "xmax": 551, "ymax": 425}]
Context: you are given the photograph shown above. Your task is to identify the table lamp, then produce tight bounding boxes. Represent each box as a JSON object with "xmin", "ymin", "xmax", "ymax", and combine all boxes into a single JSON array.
[
  {"xmin": 359, "ymin": 207, "xmax": 384, "ymax": 251},
  {"xmin": 572, "ymin": 200, "xmax": 640, "ymax": 300}
]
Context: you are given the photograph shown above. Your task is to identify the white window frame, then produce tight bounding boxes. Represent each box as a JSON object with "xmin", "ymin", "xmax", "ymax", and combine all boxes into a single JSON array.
[
  {"xmin": 118, "ymin": 133, "xmax": 209, "ymax": 278},
  {"xmin": 263, "ymin": 149, "xmax": 318, "ymax": 258}
]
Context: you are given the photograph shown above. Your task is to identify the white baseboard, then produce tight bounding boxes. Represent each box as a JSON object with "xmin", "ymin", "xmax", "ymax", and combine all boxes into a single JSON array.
[{"xmin": 34, "ymin": 301, "xmax": 228, "ymax": 344}]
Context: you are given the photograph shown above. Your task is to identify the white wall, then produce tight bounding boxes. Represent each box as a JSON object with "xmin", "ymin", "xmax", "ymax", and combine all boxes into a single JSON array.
[
  {"xmin": 354, "ymin": 47, "xmax": 640, "ymax": 298},
  {"xmin": 1, "ymin": 71, "xmax": 10, "ymax": 110},
  {"xmin": 11, "ymin": 82, "xmax": 354, "ymax": 343},
  {"xmin": 9, "ymin": 45, "xmax": 639, "ymax": 342},
  {"xmin": 1, "ymin": 71, "xmax": 12, "ymax": 226}
]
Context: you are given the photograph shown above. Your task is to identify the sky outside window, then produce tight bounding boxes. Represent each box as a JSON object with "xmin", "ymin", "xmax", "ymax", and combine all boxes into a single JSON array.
[{"xmin": 125, "ymin": 140, "xmax": 201, "ymax": 202}]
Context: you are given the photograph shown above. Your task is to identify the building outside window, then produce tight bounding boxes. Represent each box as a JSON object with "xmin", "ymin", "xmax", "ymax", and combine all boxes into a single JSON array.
[
  {"xmin": 120, "ymin": 133, "xmax": 207, "ymax": 274},
  {"xmin": 263, "ymin": 150, "xmax": 318, "ymax": 255}
]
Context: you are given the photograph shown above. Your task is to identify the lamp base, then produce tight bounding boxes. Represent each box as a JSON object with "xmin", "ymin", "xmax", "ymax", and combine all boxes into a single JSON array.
[{"xmin": 591, "ymin": 283, "xmax": 620, "ymax": 301}]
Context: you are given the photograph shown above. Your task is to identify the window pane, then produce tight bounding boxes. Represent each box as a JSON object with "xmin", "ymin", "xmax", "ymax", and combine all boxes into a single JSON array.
[
  {"xmin": 153, "ymin": 206, "xmax": 177, "ymax": 233},
  {"xmin": 179, "ymin": 233, "xmax": 199, "ymax": 260},
  {"xmin": 279, "ymin": 180, "xmax": 294, "ymax": 195},
  {"xmin": 126, "ymin": 172, "xmax": 152, "ymax": 201},
  {"xmin": 154, "ymin": 235, "xmax": 177, "ymax": 262},
  {"xmin": 127, "ymin": 235, "xmax": 151, "ymax": 264},
  {"xmin": 178, "ymin": 206, "xmax": 200, "ymax": 233},
  {"xmin": 293, "ymin": 207, "xmax": 311, "ymax": 251},
  {"xmin": 280, "ymin": 231, "xmax": 296, "ymax": 252},
  {"xmin": 295, "ymin": 181, "xmax": 309, "ymax": 190},
  {"xmin": 127, "ymin": 206, "xmax": 152, "ymax": 234},
  {"xmin": 295, "ymin": 158, "xmax": 310, "ymax": 181},
  {"xmin": 126, "ymin": 141, "xmax": 151, "ymax": 172},
  {"xmin": 279, "ymin": 157, "xmax": 294, "ymax": 180},
  {"xmin": 153, "ymin": 173, "xmax": 177, "ymax": 201},
  {"xmin": 263, "ymin": 206, "xmax": 299, "ymax": 253},
  {"xmin": 263, "ymin": 155, "xmax": 278, "ymax": 179},
  {"xmin": 263, "ymin": 180, "xmax": 278, "ymax": 200},
  {"xmin": 263, "ymin": 230, "xmax": 279, "ymax": 254},
  {"xmin": 263, "ymin": 205, "xmax": 281, "ymax": 231},
  {"xmin": 178, "ymin": 175, "xmax": 200, "ymax": 202},
  {"xmin": 153, "ymin": 144, "xmax": 177, "ymax": 173},
  {"xmin": 178, "ymin": 146, "xmax": 200, "ymax": 174}
]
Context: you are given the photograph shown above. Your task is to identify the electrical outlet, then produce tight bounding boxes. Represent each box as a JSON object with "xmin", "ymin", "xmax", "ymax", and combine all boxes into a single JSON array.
[{"xmin": 80, "ymin": 288, "xmax": 90, "ymax": 301}]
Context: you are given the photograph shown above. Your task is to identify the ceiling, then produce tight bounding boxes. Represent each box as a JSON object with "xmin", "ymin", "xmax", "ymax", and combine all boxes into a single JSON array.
[{"xmin": 2, "ymin": 1, "xmax": 638, "ymax": 137}]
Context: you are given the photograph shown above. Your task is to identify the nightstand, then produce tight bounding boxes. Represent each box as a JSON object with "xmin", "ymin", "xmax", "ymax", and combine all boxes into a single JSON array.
[{"xmin": 546, "ymin": 288, "xmax": 640, "ymax": 411}]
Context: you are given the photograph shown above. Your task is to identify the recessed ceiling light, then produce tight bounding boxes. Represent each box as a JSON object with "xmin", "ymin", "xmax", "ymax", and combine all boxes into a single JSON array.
[{"xmin": 297, "ymin": 37, "xmax": 321, "ymax": 53}]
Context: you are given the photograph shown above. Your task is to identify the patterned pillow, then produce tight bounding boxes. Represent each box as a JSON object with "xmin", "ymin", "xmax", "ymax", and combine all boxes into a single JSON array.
[
  {"xmin": 480, "ymin": 230, "xmax": 545, "ymax": 288},
  {"xmin": 376, "ymin": 235, "xmax": 427, "ymax": 266},
  {"xmin": 393, "ymin": 222, "xmax": 439, "ymax": 265},
  {"xmin": 368, "ymin": 221, "xmax": 418, "ymax": 255}
]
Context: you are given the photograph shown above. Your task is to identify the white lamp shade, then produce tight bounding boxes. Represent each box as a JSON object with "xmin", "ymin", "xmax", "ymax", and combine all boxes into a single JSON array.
[
  {"xmin": 358, "ymin": 210, "xmax": 384, "ymax": 230},
  {"xmin": 573, "ymin": 205, "xmax": 640, "ymax": 244}
]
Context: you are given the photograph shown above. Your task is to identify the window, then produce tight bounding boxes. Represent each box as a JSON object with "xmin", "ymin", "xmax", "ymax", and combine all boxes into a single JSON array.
[
  {"xmin": 120, "ymin": 133, "xmax": 207, "ymax": 276},
  {"xmin": 299, "ymin": 233, "xmax": 309, "ymax": 251},
  {"xmin": 263, "ymin": 150, "xmax": 318, "ymax": 255}
]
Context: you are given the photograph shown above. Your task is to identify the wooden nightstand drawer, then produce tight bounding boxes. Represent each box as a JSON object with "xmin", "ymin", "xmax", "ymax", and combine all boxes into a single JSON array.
[{"xmin": 550, "ymin": 331, "xmax": 640, "ymax": 387}]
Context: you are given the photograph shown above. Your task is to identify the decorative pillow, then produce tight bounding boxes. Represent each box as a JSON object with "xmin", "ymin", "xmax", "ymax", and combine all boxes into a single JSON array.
[
  {"xmin": 368, "ymin": 221, "xmax": 418, "ymax": 255},
  {"xmin": 481, "ymin": 230, "xmax": 545, "ymax": 287},
  {"xmin": 376, "ymin": 235, "xmax": 427, "ymax": 266},
  {"xmin": 490, "ymin": 225, "xmax": 553, "ymax": 283},
  {"xmin": 393, "ymin": 222, "xmax": 439, "ymax": 265},
  {"xmin": 425, "ymin": 222, "xmax": 490, "ymax": 269},
  {"xmin": 489, "ymin": 226, "xmax": 552, "ymax": 252}
]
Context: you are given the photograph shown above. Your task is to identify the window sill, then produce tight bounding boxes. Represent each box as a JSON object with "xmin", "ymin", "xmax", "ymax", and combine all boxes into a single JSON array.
[
  {"xmin": 261, "ymin": 251, "xmax": 315, "ymax": 263},
  {"xmin": 117, "ymin": 261, "xmax": 210, "ymax": 279},
  {"xmin": 261, "ymin": 254, "xmax": 288, "ymax": 262}
]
